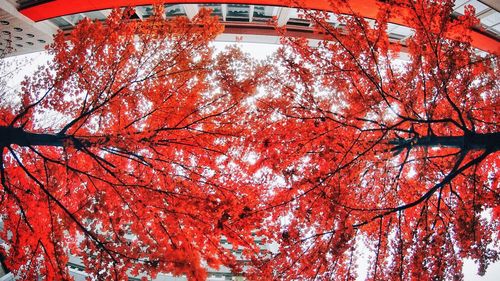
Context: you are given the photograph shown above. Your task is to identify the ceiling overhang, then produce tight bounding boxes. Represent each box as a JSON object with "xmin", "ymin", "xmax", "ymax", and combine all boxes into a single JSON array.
[{"xmin": 16, "ymin": 0, "xmax": 500, "ymax": 54}]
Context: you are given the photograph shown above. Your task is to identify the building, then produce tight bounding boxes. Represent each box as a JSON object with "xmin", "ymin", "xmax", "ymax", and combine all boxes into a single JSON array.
[
  {"xmin": 0, "ymin": 228, "xmax": 271, "ymax": 281},
  {"xmin": 1, "ymin": 0, "xmax": 499, "ymax": 57}
]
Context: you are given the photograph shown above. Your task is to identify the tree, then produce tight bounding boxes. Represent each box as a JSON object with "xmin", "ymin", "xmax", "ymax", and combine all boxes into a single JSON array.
[
  {"xmin": 249, "ymin": 0, "xmax": 499, "ymax": 279},
  {"xmin": 0, "ymin": 7, "xmax": 266, "ymax": 280},
  {"xmin": 1, "ymin": 1, "xmax": 498, "ymax": 280}
]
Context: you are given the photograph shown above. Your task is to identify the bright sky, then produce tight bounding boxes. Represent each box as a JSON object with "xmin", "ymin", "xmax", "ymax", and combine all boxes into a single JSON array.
[
  {"xmin": 2, "ymin": 42, "xmax": 499, "ymax": 281},
  {"xmin": 212, "ymin": 41, "xmax": 280, "ymax": 60}
]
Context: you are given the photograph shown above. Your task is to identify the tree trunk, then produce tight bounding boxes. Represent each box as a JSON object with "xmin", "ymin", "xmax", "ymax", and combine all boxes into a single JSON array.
[
  {"xmin": 0, "ymin": 126, "xmax": 89, "ymax": 148},
  {"xmin": 390, "ymin": 132, "xmax": 500, "ymax": 152}
]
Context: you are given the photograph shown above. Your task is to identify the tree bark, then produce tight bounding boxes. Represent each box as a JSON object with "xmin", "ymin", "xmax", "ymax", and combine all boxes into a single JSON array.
[
  {"xmin": 390, "ymin": 132, "xmax": 500, "ymax": 152},
  {"xmin": 0, "ymin": 126, "xmax": 89, "ymax": 148}
]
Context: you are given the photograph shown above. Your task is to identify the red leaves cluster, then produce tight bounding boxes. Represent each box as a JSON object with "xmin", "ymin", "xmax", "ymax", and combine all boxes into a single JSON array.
[
  {"xmin": 246, "ymin": 0, "xmax": 499, "ymax": 280},
  {"xmin": 0, "ymin": 1, "xmax": 498, "ymax": 280},
  {"xmin": 0, "ymin": 7, "xmax": 264, "ymax": 281}
]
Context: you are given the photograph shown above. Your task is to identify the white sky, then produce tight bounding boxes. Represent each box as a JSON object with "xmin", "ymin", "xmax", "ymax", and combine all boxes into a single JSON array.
[
  {"xmin": 211, "ymin": 41, "xmax": 280, "ymax": 60},
  {"xmin": 2, "ymin": 43, "xmax": 499, "ymax": 281}
]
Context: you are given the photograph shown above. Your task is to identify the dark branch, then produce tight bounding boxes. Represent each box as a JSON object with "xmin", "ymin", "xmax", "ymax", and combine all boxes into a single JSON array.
[
  {"xmin": 389, "ymin": 132, "xmax": 500, "ymax": 153},
  {"xmin": 0, "ymin": 126, "xmax": 91, "ymax": 148}
]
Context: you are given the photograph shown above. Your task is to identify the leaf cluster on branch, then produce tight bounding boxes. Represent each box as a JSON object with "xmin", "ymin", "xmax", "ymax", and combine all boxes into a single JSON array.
[{"xmin": 0, "ymin": 1, "xmax": 498, "ymax": 280}]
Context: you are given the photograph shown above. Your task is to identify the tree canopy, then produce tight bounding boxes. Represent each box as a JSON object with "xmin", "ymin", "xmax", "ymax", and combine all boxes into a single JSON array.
[
  {"xmin": 249, "ymin": 0, "xmax": 499, "ymax": 279},
  {"xmin": 0, "ymin": 1, "xmax": 499, "ymax": 280},
  {"xmin": 0, "ymin": 7, "xmax": 266, "ymax": 280}
]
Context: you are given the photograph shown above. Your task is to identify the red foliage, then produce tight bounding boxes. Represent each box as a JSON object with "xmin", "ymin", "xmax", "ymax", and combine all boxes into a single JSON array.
[
  {"xmin": 0, "ymin": 7, "xmax": 265, "ymax": 280},
  {"xmin": 0, "ymin": 1, "xmax": 498, "ymax": 280},
  {"xmin": 248, "ymin": 0, "xmax": 499, "ymax": 280}
]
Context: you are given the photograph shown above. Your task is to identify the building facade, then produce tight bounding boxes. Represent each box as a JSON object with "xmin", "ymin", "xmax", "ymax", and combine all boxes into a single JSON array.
[{"xmin": 1, "ymin": 0, "xmax": 499, "ymax": 57}]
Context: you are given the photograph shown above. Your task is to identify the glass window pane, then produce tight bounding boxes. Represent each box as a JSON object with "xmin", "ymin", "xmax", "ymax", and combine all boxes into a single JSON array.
[
  {"xmin": 165, "ymin": 4, "xmax": 186, "ymax": 17},
  {"xmin": 49, "ymin": 17, "xmax": 72, "ymax": 29},
  {"xmin": 253, "ymin": 6, "xmax": 275, "ymax": 21},
  {"xmin": 200, "ymin": 4, "xmax": 223, "ymax": 17},
  {"xmin": 227, "ymin": 4, "xmax": 249, "ymax": 19}
]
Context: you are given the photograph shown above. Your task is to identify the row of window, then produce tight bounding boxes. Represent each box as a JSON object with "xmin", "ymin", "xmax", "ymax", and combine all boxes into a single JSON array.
[{"xmin": 47, "ymin": 4, "xmax": 288, "ymax": 29}]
